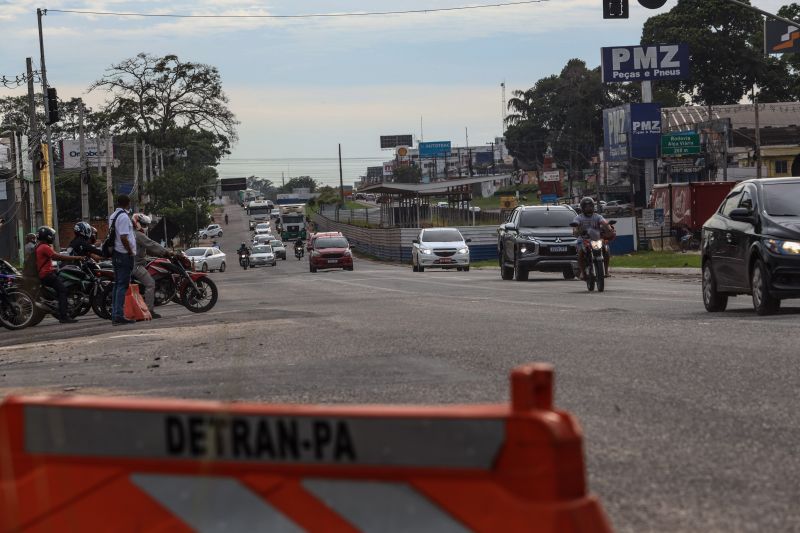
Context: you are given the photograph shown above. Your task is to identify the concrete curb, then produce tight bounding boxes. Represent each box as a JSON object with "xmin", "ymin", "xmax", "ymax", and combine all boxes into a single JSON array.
[{"xmin": 473, "ymin": 265, "xmax": 701, "ymax": 276}]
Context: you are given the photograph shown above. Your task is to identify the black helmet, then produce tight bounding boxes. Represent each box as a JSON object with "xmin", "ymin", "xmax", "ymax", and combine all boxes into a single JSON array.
[
  {"xmin": 37, "ymin": 226, "xmax": 56, "ymax": 244},
  {"xmin": 74, "ymin": 221, "xmax": 92, "ymax": 238},
  {"xmin": 580, "ymin": 197, "xmax": 595, "ymax": 216}
]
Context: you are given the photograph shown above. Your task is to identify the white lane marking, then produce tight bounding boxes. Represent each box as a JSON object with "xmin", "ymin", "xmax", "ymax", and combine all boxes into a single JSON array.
[
  {"xmin": 131, "ymin": 474, "xmax": 303, "ymax": 533},
  {"xmin": 108, "ymin": 333, "xmax": 164, "ymax": 339},
  {"xmin": 303, "ymin": 479, "xmax": 470, "ymax": 533}
]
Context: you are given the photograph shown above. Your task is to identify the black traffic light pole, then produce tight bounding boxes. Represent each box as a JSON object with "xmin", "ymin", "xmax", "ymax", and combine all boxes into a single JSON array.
[{"xmin": 721, "ymin": 0, "xmax": 800, "ymax": 27}]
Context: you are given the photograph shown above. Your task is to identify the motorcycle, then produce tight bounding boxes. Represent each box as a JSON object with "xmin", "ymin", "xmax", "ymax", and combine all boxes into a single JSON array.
[
  {"xmin": 0, "ymin": 274, "xmax": 37, "ymax": 330},
  {"xmin": 571, "ymin": 221, "xmax": 615, "ymax": 293},
  {"xmin": 295, "ymin": 246, "xmax": 304, "ymax": 260},
  {"xmin": 239, "ymin": 253, "xmax": 250, "ymax": 269}
]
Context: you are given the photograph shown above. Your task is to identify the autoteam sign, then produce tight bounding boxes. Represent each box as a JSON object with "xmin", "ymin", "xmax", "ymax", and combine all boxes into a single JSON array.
[
  {"xmin": 661, "ymin": 132, "xmax": 700, "ymax": 156},
  {"xmin": 419, "ymin": 141, "xmax": 451, "ymax": 158},
  {"xmin": 601, "ymin": 44, "xmax": 690, "ymax": 83}
]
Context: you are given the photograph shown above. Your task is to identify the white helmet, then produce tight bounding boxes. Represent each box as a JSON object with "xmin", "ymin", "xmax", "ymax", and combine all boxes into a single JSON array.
[{"xmin": 132, "ymin": 213, "xmax": 152, "ymax": 230}]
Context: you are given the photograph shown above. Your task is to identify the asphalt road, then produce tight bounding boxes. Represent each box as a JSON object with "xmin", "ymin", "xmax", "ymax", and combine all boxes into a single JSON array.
[{"xmin": 2, "ymin": 202, "xmax": 799, "ymax": 532}]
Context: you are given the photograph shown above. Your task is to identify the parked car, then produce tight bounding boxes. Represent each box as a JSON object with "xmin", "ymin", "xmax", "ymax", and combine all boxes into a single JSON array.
[
  {"xmin": 411, "ymin": 228, "xmax": 471, "ymax": 272},
  {"xmin": 497, "ymin": 205, "xmax": 579, "ymax": 281},
  {"xmin": 198, "ymin": 224, "xmax": 223, "ymax": 239},
  {"xmin": 254, "ymin": 223, "xmax": 271, "ymax": 235},
  {"xmin": 702, "ymin": 177, "xmax": 800, "ymax": 315},
  {"xmin": 309, "ymin": 235, "xmax": 354, "ymax": 272},
  {"xmin": 269, "ymin": 239, "xmax": 287, "ymax": 260},
  {"xmin": 365, "ymin": 194, "xmax": 376, "ymax": 202},
  {"xmin": 436, "ymin": 202, "xmax": 449, "ymax": 208},
  {"xmin": 184, "ymin": 247, "xmax": 226, "ymax": 273},
  {"xmin": 250, "ymin": 245, "xmax": 277, "ymax": 267}
]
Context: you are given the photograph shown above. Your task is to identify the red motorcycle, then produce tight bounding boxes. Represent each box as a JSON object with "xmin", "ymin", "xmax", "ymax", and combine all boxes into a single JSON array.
[{"xmin": 99, "ymin": 253, "xmax": 218, "ymax": 316}]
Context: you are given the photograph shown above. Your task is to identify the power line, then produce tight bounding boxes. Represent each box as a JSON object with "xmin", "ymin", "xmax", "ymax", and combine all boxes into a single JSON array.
[{"xmin": 45, "ymin": 1, "xmax": 551, "ymax": 19}]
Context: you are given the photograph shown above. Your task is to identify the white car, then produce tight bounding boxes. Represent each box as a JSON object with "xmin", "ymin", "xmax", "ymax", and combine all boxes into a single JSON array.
[
  {"xmin": 249, "ymin": 244, "xmax": 277, "ymax": 267},
  {"xmin": 254, "ymin": 223, "xmax": 271, "ymax": 235},
  {"xmin": 185, "ymin": 247, "xmax": 226, "ymax": 272},
  {"xmin": 269, "ymin": 239, "xmax": 287, "ymax": 260},
  {"xmin": 411, "ymin": 228, "xmax": 471, "ymax": 272},
  {"xmin": 199, "ymin": 224, "xmax": 223, "ymax": 239},
  {"xmin": 253, "ymin": 234, "xmax": 275, "ymax": 246}
]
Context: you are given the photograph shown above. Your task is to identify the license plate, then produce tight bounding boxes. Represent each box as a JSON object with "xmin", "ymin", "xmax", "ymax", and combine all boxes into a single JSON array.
[
  {"xmin": 436, "ymin": 258, "xmax": 453, "ymax": 264},
  {"xmin": 550, "ymin": 246, "xmax": 568, "ymax": 253},
  {"xmin": 327, "ymin": 259, "xmax": 339, "ymax": 264}
]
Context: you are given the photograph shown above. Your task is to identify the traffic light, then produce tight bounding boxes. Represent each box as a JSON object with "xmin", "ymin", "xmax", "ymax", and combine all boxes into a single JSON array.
[
  {"xmin": 638, "ymin": 0, "xmax": 668, "ymax": 7},
  {"xmin": 603, "ymin": 0, "xmax": 629, "ymax": 18},
  {"xmin": 46, "ymin": 88, "xmax": 59, "ymax": 125}
]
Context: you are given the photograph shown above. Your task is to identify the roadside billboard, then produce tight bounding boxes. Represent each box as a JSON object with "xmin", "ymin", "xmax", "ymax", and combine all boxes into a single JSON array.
[
  {"xmin": 61, "ymin": 139, "xmax": 112, "ymax": 169},
  {"xmin": 380, "ymin": 135, "xmax": 413, "ymax": 149},
  {"xmin": 601, "ymin": 44, "xmax": 689, "ymax": 83},
  {"xmin": 419, "ymin": 141, "xmax": 451, "ymax": 158},
  {"xmin": 604, "ymin": 103, "xmax": 662, "ymax": 161},
  {"xmin": 765, "ymin": 19, "xmax": 800, "ymax": 54}
]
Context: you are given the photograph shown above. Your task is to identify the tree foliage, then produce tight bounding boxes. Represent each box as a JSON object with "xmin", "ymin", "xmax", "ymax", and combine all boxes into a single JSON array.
[
  {"xmin": 279, "ymin": 176, "xmax": 319, "ymax": 193},
  {"xmin": 393, "ymin": 165, "xmax": 422, "ymax": 183},
  {"xmin": 89, "ymin": 53, "xmax": 238, "ymax": 154}
]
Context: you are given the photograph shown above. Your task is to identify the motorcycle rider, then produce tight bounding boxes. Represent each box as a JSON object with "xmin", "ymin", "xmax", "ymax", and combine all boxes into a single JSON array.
[
  {"xmin": 237, "ymin": 242, "xmax": 251, "ymax": 265},
  {"xmin": 131, "ymin": 213, "xmax": 173, "ymax": 319},
  {"xmin": 573, "ymin": 197, "xmax": 613, "ymax": 280},
  {"xmin": 33, "ymin": 226, "xmax": 84, "ymax": 324},
  {"xmin": 224, "ymin": 213, "xmax": 229, "ymax": 225},
  {"xmin": 66, "ymin": 221, "xmax": 103, "ymax": 263},
  {"xmin": 295, "ymin": 238, "xmax": 304, "ymax": 257}
]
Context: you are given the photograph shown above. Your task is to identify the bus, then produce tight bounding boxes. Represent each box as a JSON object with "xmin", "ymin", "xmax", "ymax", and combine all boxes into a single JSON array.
[
  {"xmin": 279, "ymin": 204, "xmax": 307, "ymax": 241},
  {"xmin": 247, "ymin": 200, "xmax": 275, "ymax": 229}
]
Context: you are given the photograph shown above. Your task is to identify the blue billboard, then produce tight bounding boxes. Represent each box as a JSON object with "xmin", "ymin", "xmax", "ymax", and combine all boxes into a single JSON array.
[
  {"xmin": 601, "ymin": 44, "xmax": 689, "ymax": 83},
  {"xmin": 475, "ymin": 151, "xmax": 494, "ymax": 165},
  {"xmin": 603, "ymin": 103, "xmax": 662, "ymax": 161},
  {"xmin": 419, "ymin": 141, "xmax": 451, "ymax": 158}
]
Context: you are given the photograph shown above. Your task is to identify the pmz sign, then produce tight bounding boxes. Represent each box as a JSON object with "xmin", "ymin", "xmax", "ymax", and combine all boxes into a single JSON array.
[
  {"xmin": 603, "ymin": 103, "xmax": 662, "ymax": 161},
  {"xmin": 601, "ymin": 44, "xmax": 689, "ymax": 83}
]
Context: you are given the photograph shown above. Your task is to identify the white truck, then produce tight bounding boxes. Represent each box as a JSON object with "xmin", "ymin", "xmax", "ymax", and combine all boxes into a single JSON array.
[{"xmin": 278, "ymin": 204, "xmax": 307, "ymax": 241}]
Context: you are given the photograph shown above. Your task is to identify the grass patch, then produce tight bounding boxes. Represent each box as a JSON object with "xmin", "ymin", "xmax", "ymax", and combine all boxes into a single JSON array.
[
  {"xmin": 613, "ymin": 251, "xmax": 700, "ymax": 269},
  {"xmin": 470, "ymin": 259, "xmax": 499, "ymax": 269}
]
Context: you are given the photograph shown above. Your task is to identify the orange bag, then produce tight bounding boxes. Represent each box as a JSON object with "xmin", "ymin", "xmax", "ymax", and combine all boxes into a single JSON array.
[{"xmin": 124, "ymin": 284, "xmax": 152, "ymax": 321}]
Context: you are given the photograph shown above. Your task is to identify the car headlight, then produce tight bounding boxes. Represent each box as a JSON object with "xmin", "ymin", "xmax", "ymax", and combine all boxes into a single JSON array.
[
  {"xmin": 765, "ymin": 239, "xmax": 800, "ymax": 255},
  {"xmin": 457, "ymin": 247, "xmax": 469, "ymax": 254},
  {"xmin": 344, "ymin": 249, "xmax": 352, "ymax": 256},
  {"xmin": 591, "ymin": 240, "xmax": 604, "ymax": 250},
  {"xmin": 419, "ymin": 248, "xmax": 432, "ymax": 255},
  {"xmin": 519, "ymin": 246, "xmax": 528, "ymax": 254}
]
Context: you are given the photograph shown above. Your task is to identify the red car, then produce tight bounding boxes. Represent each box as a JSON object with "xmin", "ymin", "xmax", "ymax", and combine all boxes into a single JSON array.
[{"xmin": 309, "ymin": 234, "xmax": 354, "ymax": 272}]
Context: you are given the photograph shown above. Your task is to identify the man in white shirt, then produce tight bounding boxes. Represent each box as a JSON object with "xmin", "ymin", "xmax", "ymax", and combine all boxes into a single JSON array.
[{"xmin": 108, "ymin": 194, "xmax": 137, "ymax": 325}]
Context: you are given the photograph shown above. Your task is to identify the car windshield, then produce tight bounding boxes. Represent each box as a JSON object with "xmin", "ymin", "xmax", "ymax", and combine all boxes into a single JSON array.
[
  {"xmin": 315, "ymin": 237, "xmax": 349, "ymax": 249},
  {"xmin": 270, "ymin": 240, "xmax": 283, "ymax": 247},
  {"xmin": 422, "ymin": 229, "xmax": 462, "ymax": 242},
  {"xmin": 184, "ymin": 248, "xmax": 207, "ymax": 256},
  {"xmin": 519, "ymin": 210, "xmax": 576, "ymax": 228},
  {"xmin": 253, "ymin": 246, "xmax": 272, "ymax": 253},
  {"xmin": 764, "ymin": 183, "xmax": 800, "ymax": 216}
]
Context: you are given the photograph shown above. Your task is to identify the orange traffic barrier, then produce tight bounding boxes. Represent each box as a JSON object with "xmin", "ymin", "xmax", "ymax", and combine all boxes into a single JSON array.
[{"xmin": 0, "ymin": 363, "xmax": 612, "ymax": 532}]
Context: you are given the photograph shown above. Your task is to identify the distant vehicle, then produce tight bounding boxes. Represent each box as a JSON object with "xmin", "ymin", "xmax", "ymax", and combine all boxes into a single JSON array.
[
  {"xmin": 253, "ymin": 234, "xmax": 275, "ymax": 246},
  {"xmin": 309, "ymin": 235, "xmax": 353, "ymax": 272},
  {"xmin": 198, "ymin": 224, "xmax": 223, "ymax": 239},
  {"xmin": 411, "ymin": 228, "xmax": 471, "ymax": 272},
  {"xmin": 702, "ymin": 177, "xmax": 800, "ymax": 316},
  {"xmin": 269, "ymin": 239, "xmax": 287, "ymax": 260},
  {"xmin": 497, "ymin": 205, "xmax": 579, "ymax": 281},
  {"xmin": 247, "ymin": 200, "xmax": 274, "ymax": 229},
  {"xmin": 307, "ymin": 231, "xmax": 341, "ymax": 252},
  {"xmin": 436, "ymin": 202, "xmax": 449, "ymax": 208},
  {"xmin": 355, "ymin": 193, "xmax": 366, "ymax": 200},
  {"xmin": 184, "ymin": 247, "xmax": 226, "ymax": 273},
  {"xmin": 254, "ymin": 223, "xmax": 271, "ymax": 235},
  {"xmin": 365, "ymin": 194, "xmax": 376, "ymax": 202},
  {"xmin": 270, "ymin": 208, "xmax": 281, "ymax": 220},
  {"xmin": 249, "ymin": 244, "xmax": 277, "ymax": 267},
  {"xmin": 279, "ymin": 204, "xmax": 307, "ymax": 241}
]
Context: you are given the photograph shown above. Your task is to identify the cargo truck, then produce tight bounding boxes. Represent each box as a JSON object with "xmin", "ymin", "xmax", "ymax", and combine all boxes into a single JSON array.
[{"xmin": 279, "ymin": 204, "xmax": 307, "ymax": 241}]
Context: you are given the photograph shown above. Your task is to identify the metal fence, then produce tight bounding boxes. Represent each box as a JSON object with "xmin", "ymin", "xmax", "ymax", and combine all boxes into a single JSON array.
[{"xmin": 317, "ymin": 204, "xmax": 506, "ymax": 229}]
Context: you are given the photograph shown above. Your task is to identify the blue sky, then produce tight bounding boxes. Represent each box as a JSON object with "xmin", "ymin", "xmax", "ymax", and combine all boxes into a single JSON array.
[{"xmin": 0, "ymin": 0, "xmax": 790, "ymax": 165}]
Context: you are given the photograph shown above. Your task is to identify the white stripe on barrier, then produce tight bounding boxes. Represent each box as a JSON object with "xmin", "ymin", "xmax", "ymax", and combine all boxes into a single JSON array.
[
  {"xmin": 303, "ymin": 479, "xmax": 471, "ymax": 533},
  {"xmin": 131, "ymin": 474, "xmax": 303, "ymax": 533}
]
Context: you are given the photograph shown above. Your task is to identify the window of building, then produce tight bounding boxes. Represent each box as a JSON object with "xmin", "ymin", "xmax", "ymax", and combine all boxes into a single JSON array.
[{"xmin": 775, "ymin": 160, "xmax": 788, "ymax": 174}]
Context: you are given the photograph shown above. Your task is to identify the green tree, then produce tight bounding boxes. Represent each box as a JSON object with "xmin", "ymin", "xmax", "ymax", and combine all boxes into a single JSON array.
[
  {"xmin": 314, "ymin": 185, "xmax": 340, "ymax": 205},
  {"xmin": 279, "ymin": 176, "xmax": 319, "ymax": 193},
  {"xmin": 393, "ymin": 165, "xmax": 422, "ymax": 184},
  {"xmin": 641, "ymin": 0, "xmax": 792, "ymax": 104}
]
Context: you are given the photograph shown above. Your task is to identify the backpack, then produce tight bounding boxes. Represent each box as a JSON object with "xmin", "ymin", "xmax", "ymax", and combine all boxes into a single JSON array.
[
  {"xmin": 101, "ymin": 210, "xmax": 123, "ymax": 258},
  {"xmin": 21, "ymin": 243, "xmax": 42, "ymax": 290}
]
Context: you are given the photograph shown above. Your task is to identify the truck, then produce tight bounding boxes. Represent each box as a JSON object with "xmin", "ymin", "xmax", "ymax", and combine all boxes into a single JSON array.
[
  {"xmin": 247, "ymin": 200, "xmax": 274, "ymax": 230},
  {"xmin": 278, "ymin": 204, "xmax": 307, "ymax": 241},
  {"xmin": 650, "ymin": 181, "xmax": 736, "ymax": 233}
]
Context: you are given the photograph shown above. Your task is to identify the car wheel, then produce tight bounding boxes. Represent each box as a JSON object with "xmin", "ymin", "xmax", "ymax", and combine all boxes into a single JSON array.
[
  {"xmin": 464, "ymin": 266, "xmax": 470, "ymax": 272},
  {"xmin": 513, "ymin": 256, "xmax": 528, "ymax": 282},
  {"xmin": 702, "ymin": 260, "xmax": 728, "ymax": 312},
  {"xmin": 345, "ymin": 266, "xmax": 354, "ymax": 271},
  {"xmin": 751, "ymin": 259, "xmax": 779, "ymax": 315},
  {"xmin": 218, "ymin": 231, "xmax": 223, "ymax": 237},
  {"xmin": 456, "ymin": 267, "xmax": 463, "ymax": 272},
  {"xmin": 563, "ymin": 268, "xmax": 576, "ymax": 280},
  {"xmin": 219, "ymin": 261, "xmax": 226, "ymax": 273},
  {"xmin": 310, "ymin": 265, "xmax": 317, "ymax": 273},
  {"xmin": 201, "ymin": 262, "xmax": 208, "ymax": 273}
]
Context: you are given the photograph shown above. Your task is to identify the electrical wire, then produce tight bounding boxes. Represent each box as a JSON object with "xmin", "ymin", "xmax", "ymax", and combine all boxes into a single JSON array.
[{"xmin": 45, "ymin": 1, "xmax": 551, "ymax": 19}]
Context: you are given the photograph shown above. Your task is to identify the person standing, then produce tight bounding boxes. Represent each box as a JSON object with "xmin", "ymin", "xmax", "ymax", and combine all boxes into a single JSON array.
[
  {"xmin": 24, "ymin": 233, "xmax": 37, "ymax": 256},
  {"xmin": 109, "ymin": 195, "xmax": 137, "ymax": 326}
]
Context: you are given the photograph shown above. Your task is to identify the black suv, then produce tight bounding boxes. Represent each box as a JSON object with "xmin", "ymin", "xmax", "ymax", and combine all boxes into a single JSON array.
[
  {"xmin": 702, "ymin": 177, "xmax": 800, "ymax": 315},
  {"xmin": 498, "ymin": 205, "xmax": 578, "ymax": 281}
]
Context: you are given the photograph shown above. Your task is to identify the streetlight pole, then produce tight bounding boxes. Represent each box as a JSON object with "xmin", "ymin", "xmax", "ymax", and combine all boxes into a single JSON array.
[{"xmin": 37, "ymin": 8, "xmax": 60, "ymax": 248}]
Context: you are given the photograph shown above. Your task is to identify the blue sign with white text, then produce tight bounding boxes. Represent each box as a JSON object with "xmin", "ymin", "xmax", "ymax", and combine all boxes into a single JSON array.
[
  {"xmin": 601, "ymin": 44, "xmax": 689, "ymax": 83},
  {"xmin": 419, "ymin": 141, "xmax": 451, "ymax": 158},
  {"xmin": 541, "ymin": 194, "xmax": 558, "ymax": 204},
  {"xmin": 603, "ymin": 103, "xmax": 661, "ymax": 161}
]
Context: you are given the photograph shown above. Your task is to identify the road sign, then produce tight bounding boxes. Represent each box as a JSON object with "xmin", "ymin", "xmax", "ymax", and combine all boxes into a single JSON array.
[
  {"xmin": 541, "ymin": 171, "xmax": 560, "ymax": 182},
  {"xmin": 601, "ymin": 44, "xmax": 690, "ymax": 83},
  {"xmin": 541, "ymin": 194, "xmax": 558, "ymax": 204},
  {"xmin": 220, "ymin": 177, "xmax": 247, "ymax": 191},
  {"xmin": 380, "ymin": 134, "xmax": 413, "ymax": 149},
  {"xmin": 765, "ymin": 19, "xmax": 800, "ymax": 54},
  {"xmin": 419, "ymin": 141, "xmax": 451, "ymax": 158},
  {"xmin": 661, "ymin": 132, "xmax": 700, "ymax": 156}
]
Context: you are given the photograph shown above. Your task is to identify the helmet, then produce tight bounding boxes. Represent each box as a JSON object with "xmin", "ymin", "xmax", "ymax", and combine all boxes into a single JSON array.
[
  {"xmin": 580, "ymin": 197, "xmax": 595, "ymax": 216},
  {"xmin": 132, "ymin": 213, "xmax": 152, "ymax": 230},
  {"xmin": 74, "ymin": 221, "xmax": 92, "ymax": 238},
  {"xmin": 37, "ymin": 226, "xmax": 56, "ymax": 244}
]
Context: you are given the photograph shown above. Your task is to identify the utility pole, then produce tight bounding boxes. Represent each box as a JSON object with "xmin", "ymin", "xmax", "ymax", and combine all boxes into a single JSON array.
[
  {"xmin": 78, "ymin": 100, "xmax": 89, "ymax": 221},
  {"xmin": 105, "ymin": 134, "xmax": 113, "ymax": 214},
  {"xmin": 754, "ymin": 95, "xmax": 762, "ymax": 179},
  {"xmin": 37, "ymin": 8, "xmax": 59, "ymax": 247},
  {"xmin": 25, "ymin": 57, "xmax": 42, "ymax": 228},
  {"xmin": 133, "ymin": 139, "xmax": 139, "ymax": 206},
  {"xmin": 338, "ymin": 143, "xmax": 344, "ymax": 203}
]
